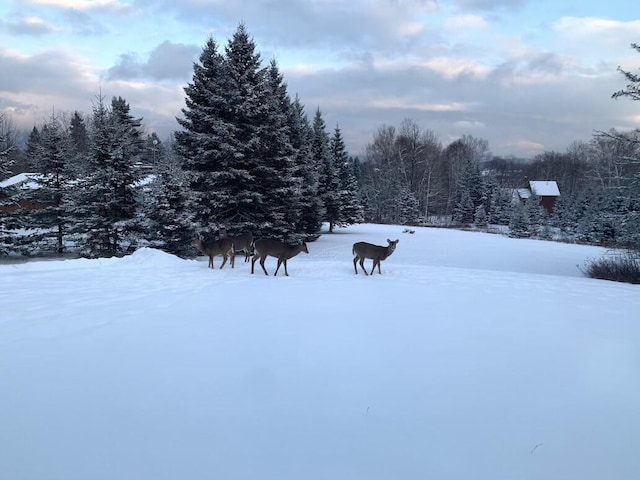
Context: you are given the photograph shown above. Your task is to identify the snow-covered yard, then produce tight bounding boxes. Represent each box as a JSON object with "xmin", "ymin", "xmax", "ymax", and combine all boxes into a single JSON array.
[{"xmin": 1, "ymin": 224, "xmax": 639, "ymax": 480}]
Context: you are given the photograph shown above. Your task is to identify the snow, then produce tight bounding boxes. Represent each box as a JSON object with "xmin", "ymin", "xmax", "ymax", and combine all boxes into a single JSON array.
[
  {"xmin": 530, "ymin": 180, "xmax": 561, "ymax": 197},
  {"xmin": 0, "ymin": 172, "xmax": 41, "ymax": 190},
  {"xmin": 1, "ymin": 223, "xmax": 639, "ymax": 480}
]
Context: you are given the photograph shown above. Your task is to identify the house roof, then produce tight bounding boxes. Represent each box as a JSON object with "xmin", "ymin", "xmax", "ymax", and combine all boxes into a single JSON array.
[
  {"xmin": 516, "ymin": 188, "xmax": 531, "ymax": 200},
  {"xmin": 0, "ymin": 173, "xmax": 42, "ymax": 190},
  {"xmin": 529, "ymin": 180, "xmax": 560, "ymax": 197}
]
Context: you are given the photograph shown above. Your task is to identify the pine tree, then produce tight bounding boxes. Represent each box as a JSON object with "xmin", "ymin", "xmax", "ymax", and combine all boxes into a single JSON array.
[
  {"xmin": 251, "ymin": 60, "xmax": 300, "ymax": 239},
  {"xmin": 474, "ymin": 204, "xmax": 488, "ymax": 229},
  {"xmin": 332, "ymin": 126, "xmax": 364, "ymax": 227},
  {"xmin": 509, "ymin": 202, "xmax": 531, "ymax": 238},
  {"xmin": 68, "ymin": 111, "xmax": 89, "ymax": 176},
  {"xmin": 289, "ymin": 96, "xmax": 323, "ymax": 239},
  {"xmin": 175, "ymin": 36, "xmax": 235, "ymax": 236},
  {"xmin": 0, "ymin": 116, "xmax": 15, "ymax": 253},
  {"xmin": 25, "ymin": 126, "xmax": 41, "ymax": 172},
  {"xmin": 313, "ymin": 109, "xmax": 339, "ymax": 232},
  {"xmin": 28, "ymin": 112, "xmax": 74, "ymax": 253},
  {"xmin": 146, "ymin": 140, "xmax": 193, "ymax": 256},
  {"xmin": 396, "ymin": 187, "xmax": 420, "ymax": 224},
  {"xmin": 74, "ymin": 94, "xmax": 144, "ymax": 257},
  {"xmin": 221, "ymin": 24, "xmax": 269, "ymax": 233}
]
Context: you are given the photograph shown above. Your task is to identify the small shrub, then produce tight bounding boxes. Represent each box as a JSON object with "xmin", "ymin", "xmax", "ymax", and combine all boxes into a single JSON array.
[{"xmin": 583, "ymin": 251, "xmax": 640, "ymax": 284}]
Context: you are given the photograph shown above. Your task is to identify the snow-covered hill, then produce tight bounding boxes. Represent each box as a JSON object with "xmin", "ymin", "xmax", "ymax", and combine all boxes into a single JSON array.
[{"xmin": 1, "ymin": 224, "xmax": 639, "ymax": 480}]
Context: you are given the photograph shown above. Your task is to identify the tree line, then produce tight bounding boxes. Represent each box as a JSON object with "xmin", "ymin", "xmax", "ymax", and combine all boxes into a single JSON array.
[{"xmin": 1, "ymin": 28, "xmax": 639, "ymax": 260}]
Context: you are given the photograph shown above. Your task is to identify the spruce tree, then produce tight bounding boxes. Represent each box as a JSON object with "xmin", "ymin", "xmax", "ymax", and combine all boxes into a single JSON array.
[
  {"xmin": 75, "ymin": 94, "xmax": 144, "ymax": 257},
  {"xmin": 0, "ymin": 118, "xmax": 15, "ymax": 253},
  {"xmin": 146, "ymin": 141, "xmax": 193, "ymax": 256},
  {"xmin": 289, "ymin": 96, "xmax": 323, "ymax": 239},
  {"xmin": 332, "ymin": 126, "xmax": 364, "ymax": 227},
  {"xmin": 313, "ymin": 109, "xmax": 338, "ymax": 232},
  {"xmin": 221, "ymin": 24, "xmax": 268, "ymax": 233},
  {"xmin": 28, "ymin": 112, "xmax": 74, "ymax": 253},
  {"xmin": 175, "ymin": 36, "xmax": 235, "ymax": 236},
  {"xmin": 253, "ymin": 60, "xmax": 300, "ymax": 239}
]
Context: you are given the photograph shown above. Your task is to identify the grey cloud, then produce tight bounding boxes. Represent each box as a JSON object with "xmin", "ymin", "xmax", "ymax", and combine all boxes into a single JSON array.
[
  {"xmin": 63, "ymin": 10, "xmax": 109, "ymax": 36},
  {"xmin": 2, "ymin": 17, "xmax": 55, "ymax": 36},
  {"xmin": 143, "ymin": 0, "xmax": 439, "ymax": 59},
  {"xmin": 0, "ymin": 50, "xmax": 90, "ymax": 94},
  {"xmin": 106, "ymin": 41, "xmax": 199, "ymax": 81},
  {"xmin": 452, "ymin": 0, "xmax": 528, "ymax": 11}
]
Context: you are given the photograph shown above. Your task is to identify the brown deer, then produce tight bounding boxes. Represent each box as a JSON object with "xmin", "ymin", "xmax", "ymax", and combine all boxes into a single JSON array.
[
  {"xmin": 251, "ymin": 238, "xmax": 309, "ymax": 276},
  {"xmin": 194, "ymin": 234, "xmax": 235, "ymax": 269},
  {"xmin": 219, "ymin": 228, "xmax": 254, "ymax": 262},
  {"xmin": 353, "ymin": 239, "xmax": 399, "ymax": 275}
]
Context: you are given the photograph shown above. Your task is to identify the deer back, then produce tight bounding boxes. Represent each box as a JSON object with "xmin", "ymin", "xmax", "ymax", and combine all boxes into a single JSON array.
[
  {"xmin": 353, "ymin": 239, "xmax": 399, "ymax": 260},
  {"xmin": 195, "ymin": 235, "xmax": 234, "ymax": 256},
  {"xmin": 224, "ymin": 232, "xmax": 253, "ymax": 252},
  {"xmin": 254, "ymin": 238, "xmax": 308, "ymax": 259}
]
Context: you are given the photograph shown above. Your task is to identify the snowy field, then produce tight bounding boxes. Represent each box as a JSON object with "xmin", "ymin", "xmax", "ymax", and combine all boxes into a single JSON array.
[{"xmin": 1, "ymin": 223, "xmax": 639, "ymax": 480}]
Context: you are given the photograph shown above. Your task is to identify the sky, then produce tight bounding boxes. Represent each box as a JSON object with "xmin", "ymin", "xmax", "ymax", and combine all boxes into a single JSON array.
[
  {"xmin": 0, "ymin": 0, "xmax": 639, "ymax": 158},
  {"xmin": 1, "ymin": 223, "xmax": 639, "ymax": 479}
]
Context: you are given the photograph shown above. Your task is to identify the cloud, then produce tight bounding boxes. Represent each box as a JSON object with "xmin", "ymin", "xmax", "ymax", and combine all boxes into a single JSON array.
[
  {"xmin": 63, "ymin": 9, "xmax": 109, "ymax": 35},
  {"xmin": 23, "ymin": 0, "xmax": 132, "ymax": 13},
  {"xmin": 443, "ymin": 14, "xmax": 488, "ymax": 32},
  {"xmin": 553, "ymin": 16, "xmax": 640, "ymax": 40},
  {"xmin": 106, "ymin": 41, "xmax": 200, "ymax": 81},
  {"xmin": 452, "ymin": 0, "xmax": 528, "ymax": 12},
  {"xmin": 2, "ymin": 16, "xmax": 57, "ymax": 36}
]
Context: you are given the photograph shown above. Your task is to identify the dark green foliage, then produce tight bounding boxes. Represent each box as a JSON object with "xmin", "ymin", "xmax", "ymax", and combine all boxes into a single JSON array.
[
  {"xmin": 509, "ymin": 202, "xmax": 531, "ymax": 238},
  {"xmin": 27, "ymin": 113, "xmax": 74, "ymax": 253},
  {"xmin": 289, "ymin": 96, "xmax": 323, "ymax": 239},
  {"xmin": 175, "ymin": 25, "xmax": 310, "ymax": 242},
  {"xmin": 74, "ymin": 95, "xmax": 145, "ymax": 257}
]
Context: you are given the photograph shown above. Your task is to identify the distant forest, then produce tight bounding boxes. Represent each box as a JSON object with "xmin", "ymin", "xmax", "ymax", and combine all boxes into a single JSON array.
[{"xmin": 1, "ymin": 27, "xmax": 638, "ymax": 260}]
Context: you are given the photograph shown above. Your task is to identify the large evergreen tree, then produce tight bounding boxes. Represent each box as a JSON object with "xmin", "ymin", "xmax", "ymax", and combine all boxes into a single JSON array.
[
  {"xmin": 253, "ymin": 60, "xmax": 300, "ymax": 239},
  {"xmin": 332, "ymin": 126, "xmax": 363, "ymax": 227},
  {"xmin": 289, "ymin": 96, "xmax": 323, "ymax": 239},
  {"xmin": 146, "ymin": 138, "xmax": 193, "ymax": 256},
  {"xmin": 75, "ymin": 95, "xmax": 144, "ymax": 257},
  {"xmin": 175, "ymin": 36, "xmax": 235, "ymax": 236},
  {"xmin": 28, "ymin": 112, "xmax": 74, "ymax": 253},
  {"xmin": 313, "ymin": 109, "xmax": 338, "ymax": 232}
]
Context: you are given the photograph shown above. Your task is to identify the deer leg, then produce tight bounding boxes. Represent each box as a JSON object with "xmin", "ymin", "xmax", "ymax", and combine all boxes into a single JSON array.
[
  {"xmin": 260, "ymin": 256, "xmax": 269, "ymax": 275},
  {"xmin": 251, "ymin": 254, "xmax": 259, "ymax": 274},
  {"xmin": 219, "ymin": 255, "xmax": 227, "ymax": 269},
  {"xmin": 359, "ymin": 257, "xmax": 369, "ymax": 275},
  {"xmin": 230, "ymin": 251, "xmax": 235, "ymax": 268},
  {"xmin": 274, "ymin": 258, "xmax": 283, "ymax": 276},
  {"xmin": 370, "ymin": 259, "xmax": 378, "ymax": 275},
  {"xmin": 353, "ymin": 256, "xmax": 359, "ymax": 274},
  {"xmin": 283, "ymin": 259, "xmax": 289, "ymax": 276},
  {"xmin": 208, "ymin": 256, "xmax": 214, "ymax": 269}
]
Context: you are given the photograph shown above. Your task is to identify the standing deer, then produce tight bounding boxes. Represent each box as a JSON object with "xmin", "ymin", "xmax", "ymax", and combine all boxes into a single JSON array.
[
  {"xmin": 353, "ymin": 239, "xmax": 399, "ymax": 275},
  {"xmin": 194, "ymin": 234, "xmax": 235, "ymax": 269},
  {"xmin": 251, "ymin": 239, "xmax": 309, "ymax": 276},
  {"xmin": 219, "ymin": 228, "xmax": 254, "ymax": 262}
]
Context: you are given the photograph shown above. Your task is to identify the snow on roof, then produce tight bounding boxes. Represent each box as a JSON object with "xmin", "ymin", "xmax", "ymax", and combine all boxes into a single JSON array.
[
  {"xmin": 529, "ymin": 181, "xmax": 560, "ymax": 197},
  {"xmin": 516, "ymin": 188, "xmax": 531, "ymax": 199},
  {"xmin": 0, "ymin": 173, "xmax": 42, "ymax": 190}
]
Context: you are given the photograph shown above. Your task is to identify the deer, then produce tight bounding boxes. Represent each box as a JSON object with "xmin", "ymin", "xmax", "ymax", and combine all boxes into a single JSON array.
[
  {"xmin": 251, "ymin": 238, "xmax": 309, "ymax": 276},
  {"xmin": 219, "ymin": 228, "xmax": 254, "ymax": 262},
  {"xmin": 194, "ymin": 234, "xmax": 235, "ymax": 269},
  {"xmin": 352, "ymin": 238, "xmax": 399, "ymax": 275}
]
